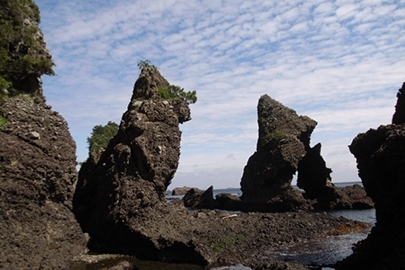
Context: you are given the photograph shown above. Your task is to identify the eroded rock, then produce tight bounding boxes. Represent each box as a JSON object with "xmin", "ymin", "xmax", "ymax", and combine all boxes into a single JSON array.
[
  {"xmin": 336, "ymin": 82, "xmax": 405, "ymax": 269},
  {"xmin": 240, "ymin": 94, "xmax": 316, "ymax": 211},
  {"xmin": 0, "ymin": 97, "xmax": 86, "ymax": 269}
]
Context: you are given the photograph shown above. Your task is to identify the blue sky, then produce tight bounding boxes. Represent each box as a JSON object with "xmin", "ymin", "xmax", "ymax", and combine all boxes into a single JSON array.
[{"xmin": 35, "ymin": 0, "xmax": 405, "ymax": 189}]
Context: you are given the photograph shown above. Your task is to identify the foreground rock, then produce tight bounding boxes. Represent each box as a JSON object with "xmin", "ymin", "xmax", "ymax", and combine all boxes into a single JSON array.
[
  {"xmin": 73, "ymin": 67, "xmax": 199, "ymax": 262},
  {"xmin": 0, "ymin": 1, "xmax": 86, "ymax": 268},
  {"xmin": 0, "ymin": 99, "xmax": 86, "ymax": 270},
  {"xmin": 336, "ymin": 82, "xmax": 405, "ymax": 269}
]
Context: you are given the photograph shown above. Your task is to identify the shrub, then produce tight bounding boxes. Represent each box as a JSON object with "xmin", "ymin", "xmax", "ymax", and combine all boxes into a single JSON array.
[
  {"xmin": 0, "ymin": 0, "xmax": 55, "ymax": 95},
  {"xmin": 137, "ymin": 60, "xmax": 197, "ymax": 104},
  {"xmin": 87, "ymin": 121, "xmax": 119, "ymax": 154}
]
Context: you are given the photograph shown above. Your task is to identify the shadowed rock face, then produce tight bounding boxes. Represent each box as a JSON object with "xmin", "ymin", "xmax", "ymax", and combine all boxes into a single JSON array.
[
  {"xmin": 336, "ymin": 82, "xmax": 405, "ymax": 270},
  {"xmin": 240, "ymin": 94, "xmax": 317, "ymax": 210},
  {"xmin": 73, "ymin": 68, "xmax": 196, "ymax": 260}
]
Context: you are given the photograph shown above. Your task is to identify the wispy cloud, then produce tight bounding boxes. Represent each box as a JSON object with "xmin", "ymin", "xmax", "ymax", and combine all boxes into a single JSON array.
[{"xmin": 36, "ymin": 0, "xmax": 405, "ymax": 188}]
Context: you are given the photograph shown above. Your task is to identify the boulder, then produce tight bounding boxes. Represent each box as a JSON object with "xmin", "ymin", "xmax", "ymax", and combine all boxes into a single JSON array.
[
  {"xmin": 336, "ymin": 82, "xmax": 405, "ymax": 269},
  {"xmin": 183, "ymin": 186, "xmax": 218, "ymax": 209},
  {"xmin": 215, "ymin": 193, "xmax": 242, "ymax": 211},
  {"xmin": 172, "ymin": 186, "xmax": 200, "ymax": 196},
  {"xmin": 240, "ymin": 94, "xmax": 316, "ymax": 211},
  {"xmin": 341, "ymin": 184, "xmax": 374, "ymax": 209}
]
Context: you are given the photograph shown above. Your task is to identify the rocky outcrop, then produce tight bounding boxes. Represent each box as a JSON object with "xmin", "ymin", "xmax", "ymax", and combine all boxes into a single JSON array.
[
  {"xmin": 0, "ymin": 1, "xmax": 86, "ymax": 268},
  {"xmin": 297, "ymin": 143, "xmax": 332, "ymax": 198},
  {"xmin": 183, "ymin": 186, "xmax": 217, "ymax": 209},
  {"xmin": 0, "ymin": 97, "xmax": 86, "ymax": 269},
  {"xmin": 240, "ymin": 94, "xmax": 316, "ymax": 211},
  {"xmin": 336, "ymin": 82, "xmax": 405, "ymax": 269},
  {"xmin": 73, "ymin": 67, "xmax": 201, "ymax": 262}
]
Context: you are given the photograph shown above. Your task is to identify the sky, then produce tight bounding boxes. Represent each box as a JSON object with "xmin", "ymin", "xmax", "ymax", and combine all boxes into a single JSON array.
[{"xmin": 34, "ymin": 0, "xmax": 405, "ymax": 189}]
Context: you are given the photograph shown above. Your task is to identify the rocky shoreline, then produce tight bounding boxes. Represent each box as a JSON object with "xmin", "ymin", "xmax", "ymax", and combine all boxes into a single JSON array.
[{"xmin": 1, "ymin": 1, "xmax": 405, "ymax": 269}]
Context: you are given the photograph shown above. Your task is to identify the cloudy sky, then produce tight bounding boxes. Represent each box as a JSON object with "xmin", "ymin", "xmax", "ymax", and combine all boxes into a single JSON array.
[{"xmin": 35, "ymin": 0, "xmax": 405, "ymax": 189}]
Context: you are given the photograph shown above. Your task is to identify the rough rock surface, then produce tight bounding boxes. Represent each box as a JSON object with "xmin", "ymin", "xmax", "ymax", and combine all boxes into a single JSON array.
[
  {"xmin": 297, "ymin": 143, "xmax": 332, "ymax": 198},
  {"xmin": 72, "ymin": 70, "xmax": 367, "ymax": 268},
  {"xmin": 0, "ymin": 1, "xmax": 86, "ymax": 268},
  {"xmin": 336, "ymin": 82, "xmax": 405, "ymax": 269},
  {"xmin": 0, "ymin": 96, "xmax": 86, "ymax": 269},
  {"xmin": 183, "ymin": 186, "xmax": 217, "ymax": 209},
  {"xmin": 240, "ymin": 94, "xmax": 316, "ymax": 211},
  {"xmin": 73, "ymin": 68, "xmax": 197, "ymax": 261},
  {"xmin": 172, "ymin": 186, "xmax": 200, "ymax": 195}
]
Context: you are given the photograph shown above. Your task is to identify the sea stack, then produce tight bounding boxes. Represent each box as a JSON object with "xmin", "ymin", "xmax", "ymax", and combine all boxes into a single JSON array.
[{"xmin": 240, "ymin": 94, "xmax": 316, "ymax": 211}]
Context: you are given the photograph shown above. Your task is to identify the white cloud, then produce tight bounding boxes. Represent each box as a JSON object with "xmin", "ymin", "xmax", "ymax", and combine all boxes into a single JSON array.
[{"xmin": 35, "ymin": 0, "xmax": 405, "ymax": 189}]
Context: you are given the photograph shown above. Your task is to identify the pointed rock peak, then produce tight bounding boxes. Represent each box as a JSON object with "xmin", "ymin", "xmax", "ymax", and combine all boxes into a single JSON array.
[
  {"xmin": 392, "ymin": 82, "xmax": 405, "ymax": 124},
  {"xmin": 257, "ymin": 94, "xmax": 317, "ymax": 149},
  {"xmin": 132, "ymin": 67, "xmax": 170, "ymax": 100}
]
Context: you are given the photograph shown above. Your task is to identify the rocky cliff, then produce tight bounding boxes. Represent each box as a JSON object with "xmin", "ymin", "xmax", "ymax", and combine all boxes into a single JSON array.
[
  {"xmin": 0, "ymin": 1, "xmax": 86, "ymax": 268},
  {"xmin": 336, "ymin": 82, "xmax": 405, "ymax": 269}
]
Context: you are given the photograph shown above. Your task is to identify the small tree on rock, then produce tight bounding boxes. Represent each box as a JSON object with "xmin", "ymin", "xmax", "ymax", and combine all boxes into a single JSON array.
[{"xmin": 87, "ymin": 121, "xmax": 119, "ymax": 154}]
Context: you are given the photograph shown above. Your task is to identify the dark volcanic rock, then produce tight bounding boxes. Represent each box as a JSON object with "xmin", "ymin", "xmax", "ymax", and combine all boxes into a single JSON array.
[
  {"xmin": 172, "ymin": 186, "xmax": 200, "ymax": 195},
  {"xmin": 392, "ymin": 82, "xmax": 405, "ymax": 124},
  {"xmin": 336, "ymin": 82, "xmax": 405, "ymax": 269},
  {"xmin": 183, "ymin": 186, "xmax": 217, "ymax": 209},
  {"xmin": 0, "ymin": 96, "xmax": 86, "ymax": 269},
  {"xmin": 0, "ymin": 1, "xmax": 86, "ymax": 268},
  {"xmin": 215, "ymin": 193, "xmax": 242, "ymax": 211},
  {"xmin": 240, "ymin": 94, "xmax": 316, "ymax": 211},
  {"xmin": 297, "ymin": 143, "xmax": 332, "ymax": 199},
  {"xmin": 73, "ymin": 68, "xmax": 202, "ymax": 263},
  {"xmin": 341, "ymin": 184, "xmax": 373, "ymax": 209}
]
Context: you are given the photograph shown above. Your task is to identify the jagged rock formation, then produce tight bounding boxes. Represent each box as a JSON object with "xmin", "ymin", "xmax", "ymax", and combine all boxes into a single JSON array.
[
  {"xmin": 336, "ymin": 83, "xmax": 405, "ymax": 269},
  {"xmin": 240, "ymin": 94, "xmax": 372, "ymax": 212},
  {"xmin": 0, "ymin": 1, "xmax": 86, "ymax": 269},
  {"xmin": 73, "ymin": 67, "xmax": 199, "ymax": 261},
  {"xmin": 183, "ymin": 186, "xmax": 217, "ymax": 209},
  {"xmin": 240, "ymin": 94, "xmax": 316, "ymax": 211}
]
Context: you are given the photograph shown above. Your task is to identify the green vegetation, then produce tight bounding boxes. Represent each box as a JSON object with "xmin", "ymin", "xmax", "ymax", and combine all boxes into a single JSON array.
[
  {"xmin": 137, "ymin": 60, "xmax": 197, "ymax": 104},
  {"xmin": 265, "ymin": 129, "xmax": 289, "ymax": 142},
  {"xmin": 0, "ymin": 0, "xmax": 55, "ymax": 95},
  {"xmin": 137, "ymin": 59, "xmax": 157, "ymax": 71},
  {"xmin": 157, "ymin": 85, "xmax": 197, "ymax": 104},
  {"xmin": 0, "ymin": 115, "xmax": 8, "ymax": 129},
  {"xmin": 210, "ymin": 233, "xmax": 245, "ymax": 253},
  {"xmin": 87, "ymin": 121, "xmax": 119, "ymax": 154}
]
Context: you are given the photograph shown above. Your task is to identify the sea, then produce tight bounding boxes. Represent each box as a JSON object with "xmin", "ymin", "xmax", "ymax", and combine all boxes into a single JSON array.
[{"xmin": 73, "ymin": 182, "xmax": 375, "ymax": 270}]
